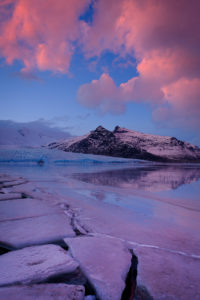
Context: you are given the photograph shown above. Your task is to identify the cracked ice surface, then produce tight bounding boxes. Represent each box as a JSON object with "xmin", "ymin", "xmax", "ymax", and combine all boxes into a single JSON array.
[
  {"xmin": 0, "ymin": 284, "xmax": 85, "ymax": 300},
  {"xmin": 0, "ymin": 213, "xmax": 75, "ymax": 249},
  {"xmin": 0, "ymin": 198, "xmax": 61, "ymax": 221},
  {"xmin": 0, "ymin": 244, "xmax": 79, "ymax": 286},
  {"xmin": 0, "ymin": 148, "xmax": 200, "ymax": 299},
  {"xmin": 64, "ymin": 236, "xmax": 131, "ymax": 300}
]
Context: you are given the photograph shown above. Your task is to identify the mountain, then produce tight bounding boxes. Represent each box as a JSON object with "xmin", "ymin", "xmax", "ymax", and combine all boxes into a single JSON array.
[
  {"xmin": 0, "ymin": 120, "xmax": 71, "ymax": 148},
  {"xmin": 48, "ymin": 125, "xmax": 200, "ymax": 162}
]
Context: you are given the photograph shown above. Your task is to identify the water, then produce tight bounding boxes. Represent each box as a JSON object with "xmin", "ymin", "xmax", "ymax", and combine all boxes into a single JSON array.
[{"xmin": 72, "ymin": 164, "xmax": 200, "ymax": 209}]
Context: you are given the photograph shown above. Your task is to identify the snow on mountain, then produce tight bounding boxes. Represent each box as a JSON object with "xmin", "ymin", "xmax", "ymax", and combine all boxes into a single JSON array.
[
  {"xmin": 0, "ymin": 120, "xmax": 72, "ymax": 148},
  {"xmin": 48, "ymin": 132, "xmax": 90, "ymax": 151},
  {"xmin": 48, "ymin": 125, "xmax": 200, "ymax": 162}
]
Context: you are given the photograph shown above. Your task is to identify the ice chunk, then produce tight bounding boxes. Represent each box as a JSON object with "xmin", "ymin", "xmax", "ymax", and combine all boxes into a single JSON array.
[
  {"xmin": 0, "ymin": 244, "xmax": 79, "ymax": 286},
  {"xmin": 0, "ymin": 284, "xmax": 85, "ymax": 300},
  {"xmin": 0, "ymin": 213, "xmax": 75, "ymax": 249},
  {"xmin": 132, "ymin": 246, "xmax": 200, "ymax": 300},
  {"xmin": 0, "ymin": 193, "xmax": 22, "ymax": 201},
  {"xmin": 0, "ymin": 198, "xmax": 61, "ymax": 221},
  {"xmin": 64, "ymin": 236, "xmax": 131, "ymax": 300}
]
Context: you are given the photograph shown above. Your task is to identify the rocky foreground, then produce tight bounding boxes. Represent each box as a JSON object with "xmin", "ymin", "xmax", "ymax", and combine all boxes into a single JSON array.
[
  {"xmin": 0, "ymin": 174, "xmax": 142, "ymax": 300},
  {"xmin": 48, "ymin": 126, "xmax": 200, "ymax": 162}
]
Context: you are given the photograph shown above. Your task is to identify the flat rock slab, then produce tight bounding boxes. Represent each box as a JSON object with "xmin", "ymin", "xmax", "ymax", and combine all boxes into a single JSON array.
[
  {"xmin": 64, "ymin": 236, "xmax": 131, "ymax": 300},
  {"xmin": 0, "ymin": 213, "xmax": 75, "ymax": 249},
  {"xmin": 0, "ymin": 284, "xmax": 85, "ymax": 300},
  {"xmin": 0, "ymin": 244, "xmax": 79, "ymax": 287},
  {"xmin": 0, "ymin": 198, "xmax": 61, "ymax": 221}
]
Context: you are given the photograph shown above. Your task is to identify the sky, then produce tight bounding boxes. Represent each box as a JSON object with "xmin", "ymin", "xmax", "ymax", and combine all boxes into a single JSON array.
[{"xmin": 0, "ymin": 0, "xmax": 200, "ymax": 145}]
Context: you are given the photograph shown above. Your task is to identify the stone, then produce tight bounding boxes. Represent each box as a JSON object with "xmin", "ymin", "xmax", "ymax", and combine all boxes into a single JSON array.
[{"xmin": 0, "ymin": 244, "xmax": 79, "ymax": 287}]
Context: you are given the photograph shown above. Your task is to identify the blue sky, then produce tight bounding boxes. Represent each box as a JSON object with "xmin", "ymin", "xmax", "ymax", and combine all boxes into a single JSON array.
[{"xmin": 0, "ymin": 50, "xmax": 154, "ymax": 135}]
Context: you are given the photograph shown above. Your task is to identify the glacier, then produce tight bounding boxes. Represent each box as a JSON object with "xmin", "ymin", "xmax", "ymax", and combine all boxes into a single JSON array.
[{"xmin": 0, "ymin": 148, "xmax": 145, "ymax": 165}]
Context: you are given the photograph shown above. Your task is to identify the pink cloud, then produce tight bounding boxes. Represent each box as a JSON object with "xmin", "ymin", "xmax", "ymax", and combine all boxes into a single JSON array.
[
  {"xmin": 77, "ymin": 72, "xmax": 164, "ymax": 113},
  {"xmin": 77, "ymin": 73, "xmax": 128, "ymax": 114},
  {"xmin": 78, "ymin": 0, "xmax": 200, "ymax": 129},
  {"xmin": 1, "ymin": 0, "xmax": 200, "ymax": 130},
  {"xmin": 82, "ymin": 0, "xmax": 200, "ymax": 62},
  {"xmin": 0, "ymin": 0, "xmax": 90, "ymax": 73},
  {"xmin": 153, "ymin": 78, "xmax": 200, "ymax": 128},
  {"xmin": 163, "ymin": 78, "xmax": 200, "ymax": 114}
]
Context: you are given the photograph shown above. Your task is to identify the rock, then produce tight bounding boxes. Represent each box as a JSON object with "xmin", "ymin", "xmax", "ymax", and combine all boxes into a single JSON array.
[
  {"xmin": 0, "ymin": 213, "xmax": 75, "ymax": 249},
  {"xmin": 0, "ymin": 284, "xmax": 85, "ymax": 300},
  {"xmin": 64, "ymin": 236, "xmax": 131, "ymax": 300},
  {"xmin": 0, "ymin": 198, "xmax": 61, "ymax": 221},
  {"xmin": 0, "ymin": 244, "xmax": 79, "ymax": 287}
]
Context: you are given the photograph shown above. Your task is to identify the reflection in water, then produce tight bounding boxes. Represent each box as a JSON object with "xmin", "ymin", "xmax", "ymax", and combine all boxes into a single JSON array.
[{"xmin": 73, "ymin": 165, "xmax": 200, "ymax": 192}]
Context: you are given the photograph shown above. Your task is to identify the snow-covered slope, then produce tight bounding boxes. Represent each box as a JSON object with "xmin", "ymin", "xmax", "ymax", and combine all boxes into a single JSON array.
[
  {"xmin": 48, "ymin": 126, "xmax": 200, "ymax": 162},
  {"xmin": 0, "ymin": 120, "xmax": 71, "ymax": 148}
]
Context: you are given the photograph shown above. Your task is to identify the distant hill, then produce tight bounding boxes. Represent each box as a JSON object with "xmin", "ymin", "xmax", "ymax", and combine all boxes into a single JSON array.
[
  {"xmin": 48, "ymin": 125, "xmax": 200, "ymax": 162},
  {"xmin": 0, "ymin": 120, "xmax": 71, "ymax": 148}
]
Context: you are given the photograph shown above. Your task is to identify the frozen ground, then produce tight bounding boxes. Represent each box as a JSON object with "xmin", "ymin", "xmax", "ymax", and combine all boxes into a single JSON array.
[{"xmin": 0, "ymin": 148, "xmax": 200, "ymax": 299}]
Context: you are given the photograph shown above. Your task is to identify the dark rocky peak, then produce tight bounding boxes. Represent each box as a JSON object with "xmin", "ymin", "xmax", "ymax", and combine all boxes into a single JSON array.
[
  {"xmin": 170, "ymin": 137, "xmax": 184, "ymax": 147},
  {"xmin": 90, "ymin": 126, "xmax": 114, "ymax": 140},
  {"xmin": 113, "ymin": 126, "xmax": 128, "ymax": 133},
  {"xmin": 113, "ymin": 125, "xmax": 121, "ymax": 132},
  {"xmin": 94, "ymin": 125, "xmax": 108, "ymax": 132}
]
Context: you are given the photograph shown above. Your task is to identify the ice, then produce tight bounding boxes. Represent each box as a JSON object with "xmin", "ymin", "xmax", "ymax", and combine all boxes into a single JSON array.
[
  {"xmin": 64, "ymin": 236, "xmax": 131, "ymax": 300},
  {"xmin": 0, "ymin": 244, "xmax": 79, "ymax": 286},
  {"xmin": 0, "ymin": 193, "xmax": 22, "ymax": 201},
  {"xmin": 0, "ymin": 284, "xmax": 85, "ymax": 300},
  {"xmin": 0, "ymin": 147, "xmax": 143, "ymax": 165},
  {"xmin": 132, "ymin": 246, "xmax": 200, "ymax": 300},
  {"xmin": 0, "ymin": 150, "xmax": 199, "ymax": 299},
  {"xmin": 0, "ymin": 213, "xmax": 75, "ymax": 249},
  {"xmin": 0, "ymin": 198, "xmax": 61, "ymax": 221}
]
